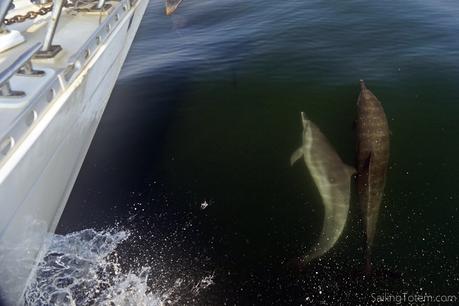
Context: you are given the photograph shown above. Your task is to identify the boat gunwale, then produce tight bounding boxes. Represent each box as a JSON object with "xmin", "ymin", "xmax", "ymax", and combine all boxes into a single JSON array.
[{"xmin": 0, "ymin": 0, "xmax": 133, "ymax": 176}]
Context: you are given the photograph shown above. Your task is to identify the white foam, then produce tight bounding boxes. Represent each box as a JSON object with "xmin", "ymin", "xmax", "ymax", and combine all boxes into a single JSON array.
[{"xmin": 23, "ymin": 228, "xmax": 214, "ymax": 306}]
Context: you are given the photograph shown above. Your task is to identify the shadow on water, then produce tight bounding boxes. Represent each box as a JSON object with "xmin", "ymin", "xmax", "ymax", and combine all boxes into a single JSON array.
[{"xmin": 57, "ymin": 69, "xmax": 188, "ymax": 229}]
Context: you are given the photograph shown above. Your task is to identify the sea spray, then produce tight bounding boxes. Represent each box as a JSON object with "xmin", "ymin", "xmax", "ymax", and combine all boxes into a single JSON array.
[{"xmin": 24, "ymin": 229, "xmax": 214, "ymax": 305}]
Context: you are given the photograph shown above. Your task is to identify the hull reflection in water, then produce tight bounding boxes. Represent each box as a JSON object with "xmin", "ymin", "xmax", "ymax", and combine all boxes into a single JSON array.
[{"xmin": 291, "ymin": 113, "xmax": 354, "ymax": 263}]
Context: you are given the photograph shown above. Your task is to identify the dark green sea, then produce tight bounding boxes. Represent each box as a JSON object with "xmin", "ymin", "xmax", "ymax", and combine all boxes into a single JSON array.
[{"xmin": 57, "ymin": 0, "xmax": 459, "ymax": 304}]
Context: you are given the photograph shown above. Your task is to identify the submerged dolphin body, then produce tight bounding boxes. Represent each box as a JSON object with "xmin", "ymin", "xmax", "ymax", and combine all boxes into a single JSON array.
[
  {"xmin": 356, "ymin": 80, "xmax": 390, "ymax": 273},
  {"xmin": 291, "ymin": 113, "xmax": 355, "ymax": 263},
  {"xmin": 165, "ymin": 0, "xmax": 184, "ymax": 15}
]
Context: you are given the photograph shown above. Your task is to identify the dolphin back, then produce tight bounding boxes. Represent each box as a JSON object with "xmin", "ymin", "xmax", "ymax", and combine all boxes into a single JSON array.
[
  {"xmin": 356, "ymin": 81, "xmax": 390, "ymax": 269},
  {"xmin": 291, "ymin": 115, "xmax": 354, "ymax": 264},
  {"xmin": 302, "ymin": 156, "xmax": 354, "ymax": 263}
]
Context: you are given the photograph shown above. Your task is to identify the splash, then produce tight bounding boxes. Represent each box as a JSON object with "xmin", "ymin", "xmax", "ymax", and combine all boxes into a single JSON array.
[
  {"xmin": 23, "ymin": 229, "xmax": 214, "ymax": 306},
  {"xmin": 191, "ymin": 272, "xmax": 214, "ymax": 295}
]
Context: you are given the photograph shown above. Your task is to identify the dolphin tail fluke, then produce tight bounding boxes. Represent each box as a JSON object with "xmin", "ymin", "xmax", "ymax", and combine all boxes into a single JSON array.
[
  {"xmin": 364, "ymin": 246, "xmax": 372, "ymax": 275},
  {"xmin": 302, "ymin": 248, "xmax": 325, "ymax": 264},
  {"xmin": 290, "ymin": 147, "xmax": 304, "ymax": 166}
]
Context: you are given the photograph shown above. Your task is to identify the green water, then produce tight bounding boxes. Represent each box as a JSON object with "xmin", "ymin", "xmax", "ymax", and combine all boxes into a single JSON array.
[
  {"xmin": 160, "ymin": 74, "xmax": 459, "ymax": 294},
  {"xmin": 61, "ymin": 0, "xmax": 459, "ymax": 303}
]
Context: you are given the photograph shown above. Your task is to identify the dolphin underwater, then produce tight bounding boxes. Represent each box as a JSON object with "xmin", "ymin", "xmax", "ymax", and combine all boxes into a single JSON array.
[
  {"xmin": 291, "ymin": 113, "xmax": 355, "ymax": 263},
  {"xmin": 165, "ymin": 0, "xmax": 184, "ymax": 15},
  {"xmin": 355, "ymin": 80, "xmax": 390, "ymax": 273}
]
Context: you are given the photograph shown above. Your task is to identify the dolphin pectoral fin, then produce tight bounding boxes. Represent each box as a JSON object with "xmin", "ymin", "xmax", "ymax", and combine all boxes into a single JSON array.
[
  {"xmin": 345, "ymin": 164, "xmax": 357, "ymax": 177},
  {"xmin": 290, "ymin": 147, "xmax": 304, "ymax": 166}
]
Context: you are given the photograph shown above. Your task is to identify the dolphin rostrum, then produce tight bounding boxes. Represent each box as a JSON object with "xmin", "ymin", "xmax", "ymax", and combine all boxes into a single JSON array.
[
  {"xmin": 165, "ymin": 0, "xmax": 183, "ymax": 15},
  {"xmin": 356, "ymin": 80, "xmax": 390, "ymax": 273},
  {"xmin": 291, "ymin": 113, "xmax": 355, "ymax": 263}
]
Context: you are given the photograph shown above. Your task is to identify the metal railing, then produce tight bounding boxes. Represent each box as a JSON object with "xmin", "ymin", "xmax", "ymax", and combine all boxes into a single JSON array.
[
  {"xmin": 35, "ymin": 0, "xmax": 65, "ymax": 58},
  {"xmin": 0, "ymin": 43, "xmax": 44, "ymax": 97},
  {"xmin": 0, "ymin": 0, "xmax": 13, "ymax": 33},
  {"xmin": 0, "ymin": 0, "xmax": 136, "ymax": 162},
  {"xmin": 0, "ymin": 0, "xmax": 132, "ymax": 94}
]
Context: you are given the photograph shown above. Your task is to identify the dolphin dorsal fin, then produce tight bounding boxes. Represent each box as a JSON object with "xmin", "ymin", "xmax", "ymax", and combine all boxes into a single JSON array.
[
  {"xmin": 361, "ymin": 153, "xmax": 373, "ymax": 190},
  {"xmin": 363, "ymin": 153, "xmax": 372, "ymax": 171}
]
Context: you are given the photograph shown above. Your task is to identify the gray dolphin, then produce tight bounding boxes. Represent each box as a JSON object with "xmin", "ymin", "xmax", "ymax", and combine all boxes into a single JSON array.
[
  {"xmin": 356, "ymin": 80, "xmax": 390, "ymax": 273},
  {"xmin": 291, "ymin": 113, "xmax": 355, "ymax": 263},
  {"xmin": 165, "ymin": 0, "xmax": 183, "ymax": 15}
]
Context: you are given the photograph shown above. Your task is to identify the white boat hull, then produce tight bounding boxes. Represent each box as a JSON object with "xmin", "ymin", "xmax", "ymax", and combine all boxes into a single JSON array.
[{"xmin": 0, "ymin": 0, "xmax": 150, "ymax": 304}]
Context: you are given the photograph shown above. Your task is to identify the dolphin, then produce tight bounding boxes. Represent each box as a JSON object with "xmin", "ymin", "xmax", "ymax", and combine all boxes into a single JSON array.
[
  {"xmin": 355, "ymin": 80, "xmax": 390, "ymax": 274},
  {"xmin": 291, "ymin": 113, "xmax": 355, "ymax": 263},
  {"xmin": 165, "ymin": 0, "xmax": 184, "ymax": 15}
]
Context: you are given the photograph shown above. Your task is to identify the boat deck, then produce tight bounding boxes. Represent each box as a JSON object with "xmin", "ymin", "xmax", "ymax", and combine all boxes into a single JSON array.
[{"xmin": 0, "ymin": 0, "xmax": 129, "ymax": 160}]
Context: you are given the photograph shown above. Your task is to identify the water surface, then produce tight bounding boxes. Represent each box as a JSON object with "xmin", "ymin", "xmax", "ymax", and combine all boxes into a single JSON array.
[{"xmin": 58, "ymin": 0, "xmax": 459, "ymax": 304}]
